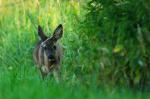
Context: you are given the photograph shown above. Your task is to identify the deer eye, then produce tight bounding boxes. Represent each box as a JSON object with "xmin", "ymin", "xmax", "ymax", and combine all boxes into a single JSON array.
[
  {"xmin": 53, "ymin": 45, "xmax": 56, "ymax": 50},
  {"xmin": 44, "ymin": 46, "xmax": 47, "ymax": 49}
]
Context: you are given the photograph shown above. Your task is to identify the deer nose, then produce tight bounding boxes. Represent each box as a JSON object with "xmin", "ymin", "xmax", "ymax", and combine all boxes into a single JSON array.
[{"xmin": 48, "ymin": 54, "xmax": 54, "ymax": 59}]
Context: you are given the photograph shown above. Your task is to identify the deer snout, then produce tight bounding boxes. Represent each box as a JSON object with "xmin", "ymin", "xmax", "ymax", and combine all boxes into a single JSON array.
[{"xmin": 48, "ymin": 54, "xmax": 54, "ymax": 60}]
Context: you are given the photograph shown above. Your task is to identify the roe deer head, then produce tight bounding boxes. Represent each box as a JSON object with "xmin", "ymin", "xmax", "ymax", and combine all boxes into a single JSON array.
[{"xmin": 33, "ymin": 24, "xmax": 63, "ymax": 82}]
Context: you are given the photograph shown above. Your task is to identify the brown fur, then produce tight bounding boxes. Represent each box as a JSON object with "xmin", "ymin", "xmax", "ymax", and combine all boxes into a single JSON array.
[{"xmin": 33, "ymin": 24, "xmax": 63, "ymax": 81}]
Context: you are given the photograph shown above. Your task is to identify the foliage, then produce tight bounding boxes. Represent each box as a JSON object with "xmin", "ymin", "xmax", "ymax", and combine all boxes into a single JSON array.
[{"xmin": 85, "ymin": 0, "xmax": 150, "ymax": 90}]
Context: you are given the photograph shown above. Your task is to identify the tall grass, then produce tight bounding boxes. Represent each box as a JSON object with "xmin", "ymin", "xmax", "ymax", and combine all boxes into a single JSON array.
[{"xmin": 0, "ymin": 0, "xmax": 150, "ymax": 99}]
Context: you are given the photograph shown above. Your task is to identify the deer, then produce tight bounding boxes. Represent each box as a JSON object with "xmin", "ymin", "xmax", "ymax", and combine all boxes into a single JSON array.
[{"xmin": 33, "ymin": 24, "xmax": 63, "ymax": 82}]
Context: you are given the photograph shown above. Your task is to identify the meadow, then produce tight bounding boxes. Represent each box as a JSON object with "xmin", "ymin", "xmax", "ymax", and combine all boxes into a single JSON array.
[{"xmin": 0, "ymin": 0, "xmax": 150, "ymax": 99}]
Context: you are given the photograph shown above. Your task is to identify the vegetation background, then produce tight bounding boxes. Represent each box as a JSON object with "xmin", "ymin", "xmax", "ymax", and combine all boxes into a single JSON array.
[{"xmin": 0, "ymin": 0, "xmax": 150, "ymax": 99}]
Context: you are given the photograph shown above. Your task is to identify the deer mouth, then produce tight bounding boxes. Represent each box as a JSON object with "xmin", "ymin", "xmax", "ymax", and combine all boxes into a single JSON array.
[
  {"xmin": 48, "ymin": 59, "xmax": 56, "ymax": 66},
  {"xmin": 48, "ymin": 59, "xmax": 55, "ymax": 62}
]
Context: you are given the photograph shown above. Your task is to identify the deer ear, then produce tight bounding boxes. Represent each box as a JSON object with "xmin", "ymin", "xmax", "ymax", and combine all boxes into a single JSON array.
[
  {"xmin": 52, "ymin": 24, "xmax": 63, "ymax": 41},
  {"xmin": 38, "ymin": 25, "xmax": 47, "ymax": 41}
]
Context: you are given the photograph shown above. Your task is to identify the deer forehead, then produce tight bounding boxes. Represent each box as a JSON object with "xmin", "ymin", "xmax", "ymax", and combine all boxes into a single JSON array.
[{"xmin": 41, "ymin": 38, "xmax": 53, "ymax": 47}]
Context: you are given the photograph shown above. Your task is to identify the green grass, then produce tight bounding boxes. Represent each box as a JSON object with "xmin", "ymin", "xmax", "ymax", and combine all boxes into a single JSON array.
[{"xmin": 0, "ymin": 0, "xmax": 150, "ymax": 99}]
